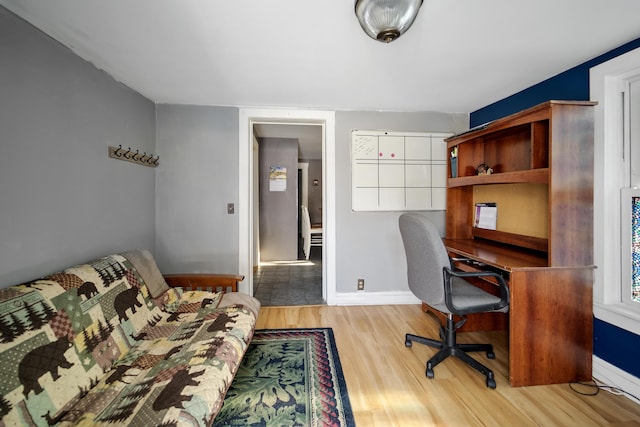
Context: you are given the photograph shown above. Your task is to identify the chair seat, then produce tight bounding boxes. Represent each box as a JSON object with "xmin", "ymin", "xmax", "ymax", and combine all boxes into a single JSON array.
[{"xmin": 429, "ymin": 277, "xmax": 509, "ymax": 315}]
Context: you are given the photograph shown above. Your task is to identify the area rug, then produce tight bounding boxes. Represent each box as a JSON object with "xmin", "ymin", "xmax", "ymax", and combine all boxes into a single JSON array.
[{"xmin": 213, "ymin": 328, "xmax": 356, "ymax": 426}]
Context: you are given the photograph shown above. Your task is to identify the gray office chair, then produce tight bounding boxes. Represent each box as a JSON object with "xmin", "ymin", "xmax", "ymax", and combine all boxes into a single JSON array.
[{"xmin": 399, "ymin": 212, "xmax": 509, "ymax": 388}]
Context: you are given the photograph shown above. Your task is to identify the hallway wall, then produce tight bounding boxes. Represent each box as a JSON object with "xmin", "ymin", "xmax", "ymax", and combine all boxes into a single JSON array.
[{"xmin": 259, "ymin": 138, "xmax": 299, "ymax": 261}]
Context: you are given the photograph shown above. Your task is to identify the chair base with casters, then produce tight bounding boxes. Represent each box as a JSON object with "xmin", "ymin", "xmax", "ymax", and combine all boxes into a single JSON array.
[{"xmin": 405, "ymin": 313, "xmax": 497, "ymax": 388}]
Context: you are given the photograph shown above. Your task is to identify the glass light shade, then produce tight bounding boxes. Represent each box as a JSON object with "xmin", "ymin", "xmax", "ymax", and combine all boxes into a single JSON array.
[{"xmin": 355, "ymin": 0, "xmax": 423, "ymax": 43}]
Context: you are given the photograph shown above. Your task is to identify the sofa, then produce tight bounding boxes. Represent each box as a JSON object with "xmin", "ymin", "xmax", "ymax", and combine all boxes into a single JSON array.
[{"xmin": 0, "ymin": 249, "xmax": 260, "ymax": 426}]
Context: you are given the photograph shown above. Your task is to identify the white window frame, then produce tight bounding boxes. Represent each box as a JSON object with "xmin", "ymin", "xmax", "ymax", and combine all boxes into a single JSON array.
[
  {"xmin": 622, "ymin": 76, "xmax": 640, "ymax": 306},
  {"xmin": 591, "ymin": 47, "xmax": 640, "ymax": 335}
]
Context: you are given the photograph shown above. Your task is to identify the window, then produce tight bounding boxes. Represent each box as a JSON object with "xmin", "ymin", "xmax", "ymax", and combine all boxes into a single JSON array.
[
  {"xmin": 630, "ymin": 195, "xmax": 640, "ymax": 303},
  {"xmin": 621, "ymin": 188, "xmax": 640, "ymax": 305},
  {"xmin": 591, "ymin": 46, "xmax": 640, "ymax": 335},
  {"xmin": 622, "ymin": 77, "xmax": 640, "ymax": 306}
]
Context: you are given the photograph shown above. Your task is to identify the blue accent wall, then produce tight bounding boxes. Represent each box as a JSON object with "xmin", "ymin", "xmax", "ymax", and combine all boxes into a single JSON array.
[
  {"xmin": 469, "ymin": 37, "xmax": 640, "ymax": 379},
  {"xmin": 470, "ymin": 38, "xmax": 640, "ymax": 127}
]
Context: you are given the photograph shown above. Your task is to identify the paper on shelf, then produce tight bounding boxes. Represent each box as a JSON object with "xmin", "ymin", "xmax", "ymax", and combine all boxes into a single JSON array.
[{"xmin": 475, "ymin": 203, "xmax": 497, "ymax": 230}]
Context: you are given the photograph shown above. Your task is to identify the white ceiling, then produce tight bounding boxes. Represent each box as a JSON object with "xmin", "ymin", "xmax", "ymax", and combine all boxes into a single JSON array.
[{"xmin": 3, "ymin": 0, "xmax": 640, "ymax": 157}]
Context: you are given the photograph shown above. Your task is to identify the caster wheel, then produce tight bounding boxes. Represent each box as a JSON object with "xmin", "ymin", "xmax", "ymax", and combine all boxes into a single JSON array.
[
  {"xmin": 426, "ymin": 363, "xmax": 435, "ymax": 379},
  {"xmin": 405, "ymin": 340, "xmax": 412, "ymax": 347},
  {"xmin": 487, "ymin": 351, "xmax": 495, "ymax": 359},
  {"xmin": 486, "ymin": 372, "xmax": 496, "ymax": 388}
]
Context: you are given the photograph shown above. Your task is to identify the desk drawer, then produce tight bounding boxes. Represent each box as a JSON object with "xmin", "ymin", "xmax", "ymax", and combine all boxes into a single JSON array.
[{"xmin": 451, "ymin": 258, "xmax": 510, "ymax": 285}]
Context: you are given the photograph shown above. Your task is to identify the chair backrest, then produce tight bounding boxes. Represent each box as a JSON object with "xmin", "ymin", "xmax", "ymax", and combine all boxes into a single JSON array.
[
  {"xmin": 301, "ymin": 205, "xmax": 311, "ymax": 238},
  {"xmin": 399, "ymin": 212, "xmax": 451, "ymax": 307}
]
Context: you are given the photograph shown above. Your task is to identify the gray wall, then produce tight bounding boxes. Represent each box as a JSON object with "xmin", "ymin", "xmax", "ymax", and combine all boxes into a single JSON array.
[
  {"xmin": 0, "ymin": 7, "xmax": 156, "ymax": 286},
  {"xmin": 155, "ymin": 105, "xmax": 240, "ymax": 274},
  {"xmin": 334, "ymin": 111, "xmax": 468, "ymax": 294},
  {"xmin": 155, "ymin": 107, "xmax": 466, "ymax": 296},
  {"xmin": 258, "ymin": 138, "xmax": 298, "ymax": 261}
]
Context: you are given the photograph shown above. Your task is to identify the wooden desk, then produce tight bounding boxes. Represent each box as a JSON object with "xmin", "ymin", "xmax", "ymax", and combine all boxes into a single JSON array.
[
  {"xmin": 437, "ymin": 238, "xmax": 593, "ymax": 387},
  {"xmin": 439, "ymin": 102, "xmax": 595, "ymax": 387}
]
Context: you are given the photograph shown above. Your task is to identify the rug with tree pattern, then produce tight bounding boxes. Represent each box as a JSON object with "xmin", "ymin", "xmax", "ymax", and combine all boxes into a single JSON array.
[{"xmin": 213, "ymin": 328, "xmax": 355, "ymax": 426}]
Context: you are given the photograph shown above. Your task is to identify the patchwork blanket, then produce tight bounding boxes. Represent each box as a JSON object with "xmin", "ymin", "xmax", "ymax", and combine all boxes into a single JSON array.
[{"xmin": 0, "ymin": 253, "xmax": 258, "ymax": 426}]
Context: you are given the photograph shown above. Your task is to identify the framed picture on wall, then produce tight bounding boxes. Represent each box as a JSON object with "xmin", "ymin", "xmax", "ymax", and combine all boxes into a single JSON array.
[{"xmin": 269, "ymin": 166, "xmax": 287, "ymax": 192}]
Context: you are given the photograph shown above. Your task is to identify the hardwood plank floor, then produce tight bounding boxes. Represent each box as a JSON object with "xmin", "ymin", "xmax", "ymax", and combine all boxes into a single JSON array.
[{"xmin": 256, "ymin": 304, "xmax": 640, "ymax": 427}]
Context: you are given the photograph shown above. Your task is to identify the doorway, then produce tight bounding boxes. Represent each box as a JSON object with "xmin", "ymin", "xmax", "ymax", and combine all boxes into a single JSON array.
[
  {"xmin": 238, "ymin": 109, "xmax": 336, "ymax": 305},
  {"xmin": 252, "ymin": 127, "xmax": 323, "ymax": 305}
]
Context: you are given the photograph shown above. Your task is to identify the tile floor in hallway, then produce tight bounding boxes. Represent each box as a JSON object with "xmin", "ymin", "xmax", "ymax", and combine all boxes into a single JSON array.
[{"xmin": 253, "ymin": 247, "xmax": 323, "ymax": 306}]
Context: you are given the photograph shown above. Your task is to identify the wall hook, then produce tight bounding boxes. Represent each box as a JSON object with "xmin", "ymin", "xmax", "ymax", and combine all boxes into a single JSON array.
[{"xmin": 108, "ymin": 145, "xmax": 158, "ymax": 168}]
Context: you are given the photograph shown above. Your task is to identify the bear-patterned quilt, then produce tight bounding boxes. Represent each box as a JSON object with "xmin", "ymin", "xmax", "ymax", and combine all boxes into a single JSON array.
[{"xmin": 0, "ymin": 254, "xmax": 257, "ymax": 426}]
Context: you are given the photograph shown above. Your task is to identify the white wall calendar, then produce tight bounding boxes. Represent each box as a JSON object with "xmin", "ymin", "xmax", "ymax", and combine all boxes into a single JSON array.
[{"xmin": 351, "ymin": 130, "xmax": 451, "ymax": 211}]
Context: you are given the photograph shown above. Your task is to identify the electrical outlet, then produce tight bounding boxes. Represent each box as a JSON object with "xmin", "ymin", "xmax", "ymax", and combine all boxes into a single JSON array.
[{"xmin": 357, "ymin": 279, "xmax": 365, "ymax": 291}]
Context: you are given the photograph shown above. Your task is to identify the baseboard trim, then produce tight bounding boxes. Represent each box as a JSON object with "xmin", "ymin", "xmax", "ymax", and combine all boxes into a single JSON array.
[
  {"xmin": 331, "ymin": 291, "xmax": 421, "ymax": 306},
  {"xmin": 592, "ymin": 356, "xmax": 640, "ymax": 404}
]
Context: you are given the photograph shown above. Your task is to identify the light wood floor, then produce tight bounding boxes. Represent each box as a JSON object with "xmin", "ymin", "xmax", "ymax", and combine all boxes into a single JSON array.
[{"xmin": 256, "ymin": 304, "xmax": 640, "ymax": 427}]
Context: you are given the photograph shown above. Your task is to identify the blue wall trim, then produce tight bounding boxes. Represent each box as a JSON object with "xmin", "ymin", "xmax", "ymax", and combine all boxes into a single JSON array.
[
  {"xmin": 469, "ymin": 37, "xmax": 640, "ymax": 379},
  {"xmin": 594, "ymin": 318, "xmax": 640, "ymax": 379},
  {"xmin": 470, "ymin": 38, "xmax": 640, "ymax": 127}
]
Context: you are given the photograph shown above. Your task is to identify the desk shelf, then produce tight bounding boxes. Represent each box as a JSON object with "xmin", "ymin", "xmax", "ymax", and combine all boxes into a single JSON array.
[
  {"xmin": 448, "ymin": 168, "xmax": 548, "ymax": 188},
  {"xmin": 446, "ymin": 100, "xmax": 595, "ymax": 266}
]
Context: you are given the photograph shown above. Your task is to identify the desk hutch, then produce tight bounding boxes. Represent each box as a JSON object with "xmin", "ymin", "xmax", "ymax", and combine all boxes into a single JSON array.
[{"xmin": 441, "ymin": 100, "xmax": 595, "ymax": 386}]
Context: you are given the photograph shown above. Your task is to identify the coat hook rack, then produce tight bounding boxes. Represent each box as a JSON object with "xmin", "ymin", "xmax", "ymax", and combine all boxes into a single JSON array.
[{"xmin": 108, "ymin": 145, "xmax": 159, "ymax": 167}]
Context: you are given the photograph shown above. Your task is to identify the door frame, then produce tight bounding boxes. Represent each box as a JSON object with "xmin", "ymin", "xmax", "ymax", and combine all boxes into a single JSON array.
[{"xmin": 238, "ymin": 108, "xmax": 336, "ymax": 304}]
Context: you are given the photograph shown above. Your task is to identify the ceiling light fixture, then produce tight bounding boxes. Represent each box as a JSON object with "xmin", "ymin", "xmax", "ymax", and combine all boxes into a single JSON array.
[{"xmin": 355, "ymin": 0, "xmax": 423, "ymax": 43}]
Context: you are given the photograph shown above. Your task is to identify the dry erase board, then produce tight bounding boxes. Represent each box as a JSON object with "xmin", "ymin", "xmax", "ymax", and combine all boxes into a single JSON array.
[{"xmin": 351, "ymin": 130, "xmax": 451, "ymax": 211}]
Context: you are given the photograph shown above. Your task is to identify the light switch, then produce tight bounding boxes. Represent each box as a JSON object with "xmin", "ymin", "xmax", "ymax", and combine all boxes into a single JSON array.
[{"xmin": 227, "ymin": 203, "xmax": 235, "ymax": 214}]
